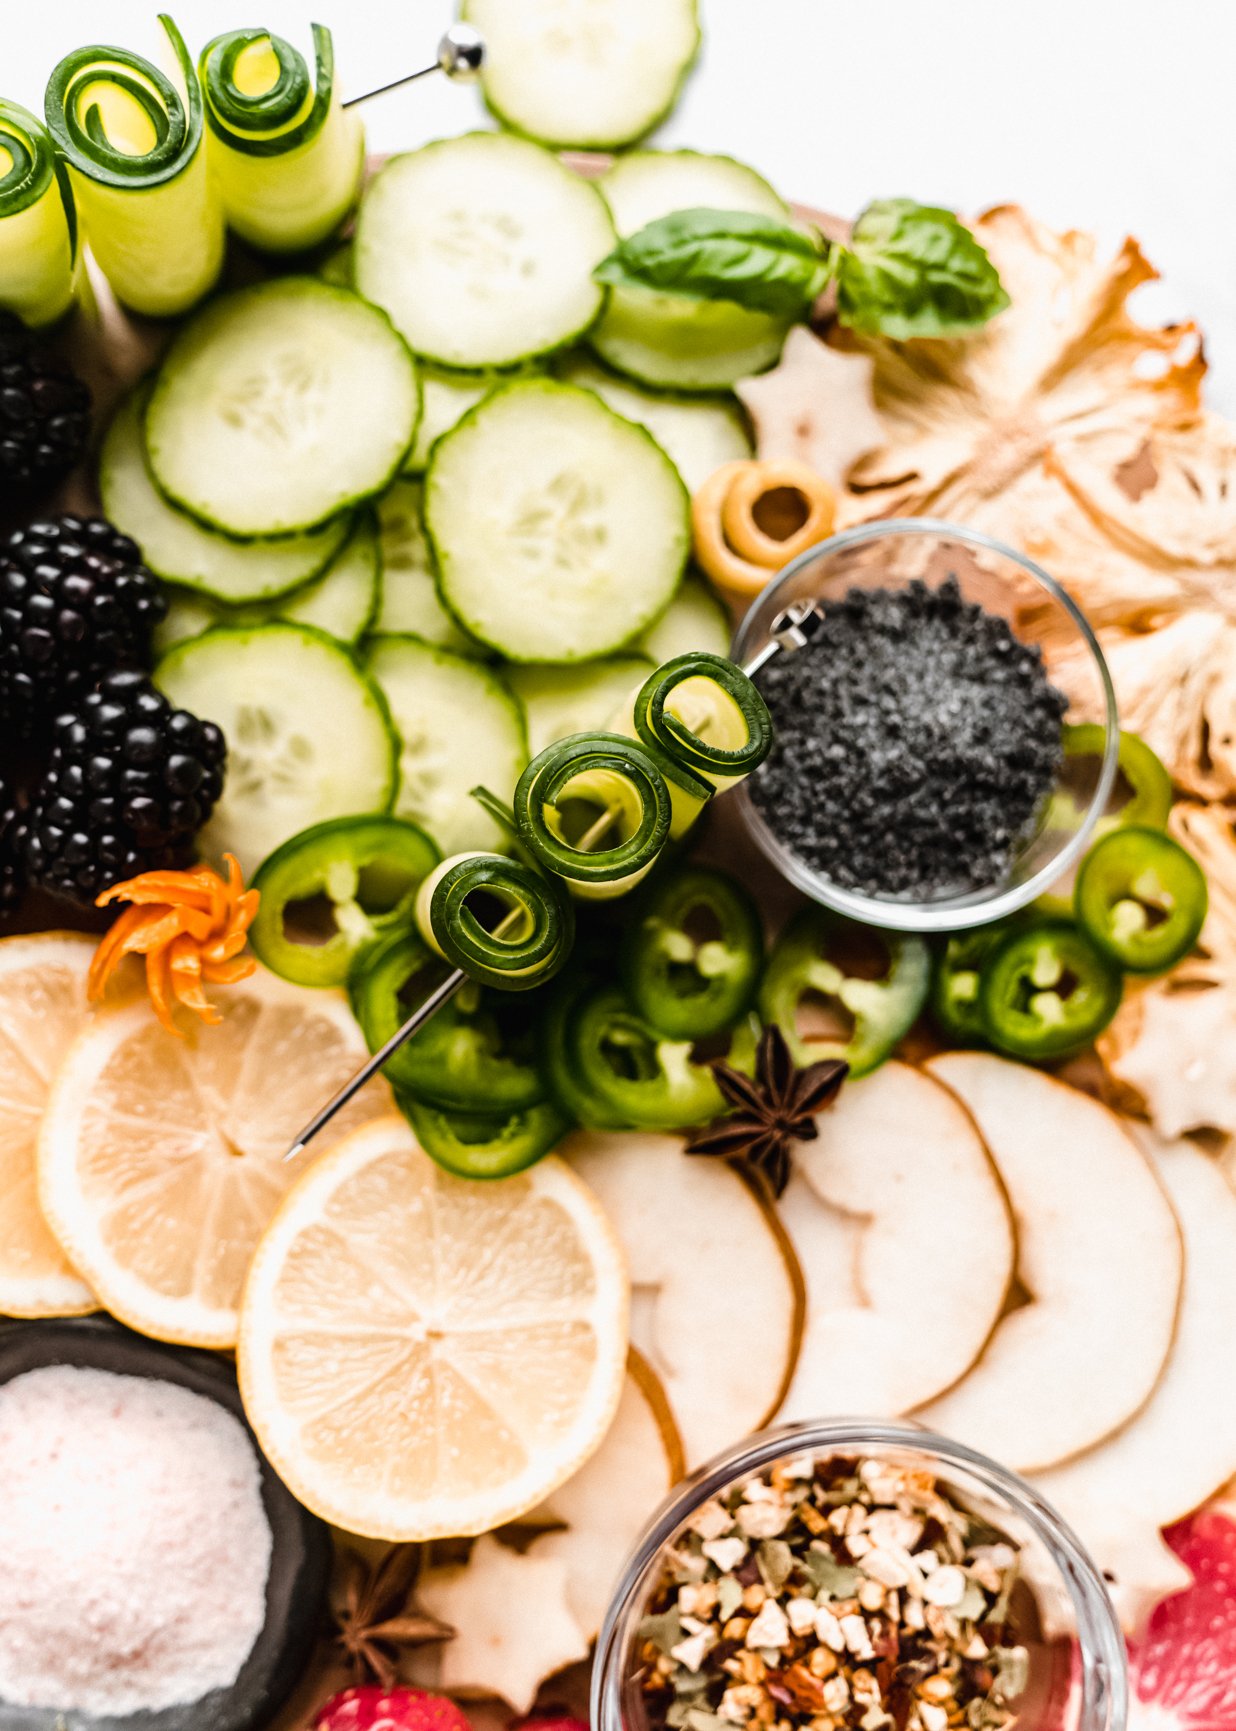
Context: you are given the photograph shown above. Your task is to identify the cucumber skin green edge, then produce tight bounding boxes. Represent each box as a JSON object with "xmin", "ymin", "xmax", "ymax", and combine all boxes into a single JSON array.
[
  {"xmin": 363, "ymin": 630, "xmax": 531, "ymax": 764},
  {"xmin": 597, "ymin": 148, "xmax": 791, "ymax": 228},
  {"xmin": 353, "ymin": 135, "xmax": 616, "ymax": 370},
  {"xmin": 422, "ymin": 378, "xmax": 690, "ymax": 664},
  {"xmin": 143, "ymin": 279, "xmax": 423, "ymax": 540},
  {"xmin": 154, "ymin": 621, "xmax": 402, "ymax": 817},
  {"xmin": 459, "ymin": 0, "xmax": 702, "ymax": 153}
]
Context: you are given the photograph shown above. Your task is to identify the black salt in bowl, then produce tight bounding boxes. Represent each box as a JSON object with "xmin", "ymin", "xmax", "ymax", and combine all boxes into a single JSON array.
[
  {"xmin": 732, "ymin": 519, "xmax": 1119, "ymax": 934},
  {"xmin": 0, "ymin": 1315, "xmax": 331, "ymax": 1731}
]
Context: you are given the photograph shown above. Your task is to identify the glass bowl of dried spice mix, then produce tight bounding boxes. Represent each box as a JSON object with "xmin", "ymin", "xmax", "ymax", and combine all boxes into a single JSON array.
[
  {"xmin": 592, "ymin": 1421, "xmax": 1128, "ymax": 1731},
  {"xmin": 732, "ymin": 520, "xmax": 1120, "ymax": 933}
]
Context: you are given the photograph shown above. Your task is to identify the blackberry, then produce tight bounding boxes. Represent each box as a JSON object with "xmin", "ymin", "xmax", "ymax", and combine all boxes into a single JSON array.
[
  {"xmin": 0, "ymin": 772, "xmax": 24, "ymax": 917},
  {"xmin": 25, "ymin": 669, "xmax": 226, "ymax": 904},
  {"xmin": 0, "ymin": 312, "xmax": 92, "ymax": 505},
  {"xmin": 0, "ymin": 514, "xmax": 167, "ymax": 733}
]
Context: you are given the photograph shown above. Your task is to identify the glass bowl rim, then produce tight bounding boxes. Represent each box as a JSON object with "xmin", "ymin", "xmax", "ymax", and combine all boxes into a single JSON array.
[
  {"xmin": 730, "ymin": 517, "xmax": 1121, "ymax": 933},
  {"xmin": 591, "ymin": 1416, "xmax": 1129, "ymax": 1731}
]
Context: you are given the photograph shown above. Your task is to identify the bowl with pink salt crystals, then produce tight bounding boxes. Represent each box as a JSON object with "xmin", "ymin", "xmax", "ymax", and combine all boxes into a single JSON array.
[{"xmin": 0, "ymin": 1316, "xmax": 331, "ymax": 1731}]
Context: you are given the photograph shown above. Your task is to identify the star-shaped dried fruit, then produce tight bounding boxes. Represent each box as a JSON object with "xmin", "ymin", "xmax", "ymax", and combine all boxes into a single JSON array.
[
  {"xmin": 685, "ymin": 1023, "xmax": 847, "ymax": 1197},
  {"xmin": 331, "ymin": 1545, "xmax": 454, "ymax": 1689}
]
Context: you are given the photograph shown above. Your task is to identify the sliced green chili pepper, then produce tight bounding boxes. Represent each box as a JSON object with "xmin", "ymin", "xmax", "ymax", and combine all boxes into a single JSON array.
[
  {"xmin": 1048, "ymin": 726, "xmax": 1173, "ymax": 840},
  {"xmin": 621, "ymin": 865, "xmax": 763, "ymax": 1040},
  {"xmin": 415, "ymin": 850, "xmax": 573, "ymax": 990},
  {"xmin": 350, "ymin": 932, "xmax": 546, "ymax": 1112},
  {"xmin": 250, "ymin": 814, "xmax": 439, "ymax": 988},
  {"xmin": 1076, "ymin": 827, "xmax": 1208, "ymax": 975},
  {"xmin": 979, "ymin": 920, "xmax": 1123, "ymax": 1060},
  {"xmin": 400, "ymin": 1094, "xmax": 569, "ymax": 1179},
  {"xmin": 540, "ymin": 970, "xmax": 626, "ymax": 1129},
  {"xmin": 758, "ymin": 907, "xmax": 931, "ymax": 1079},
  {"xmin": 930, "ymin": 927, "xmax": 1009, "ymax": 1046}
]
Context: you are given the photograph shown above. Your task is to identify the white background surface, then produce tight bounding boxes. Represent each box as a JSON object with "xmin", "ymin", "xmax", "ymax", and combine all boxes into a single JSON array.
[{"xmin": 8, "ymin": 0, "xmax": 1236, "ymax": 413}]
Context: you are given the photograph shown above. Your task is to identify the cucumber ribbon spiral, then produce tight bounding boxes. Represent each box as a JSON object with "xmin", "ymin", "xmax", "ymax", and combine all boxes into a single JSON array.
[
  {"xmin": 0, "ymin": 101, "xmax": 79, "ymax": 327},
  {"xmin": 44, "ymin": 14, "xmax": 225, "ymax": 317},
  {"xmin": 418, "ymin": 654, "xmax": 770, "ymax": 991},
  {"xmin": 199, "ymin": 24, "xmax": 363, "ymax": 253},
  {"xmin": 416, "ymin": 851, "xmax": 574, "ymax": 990}
]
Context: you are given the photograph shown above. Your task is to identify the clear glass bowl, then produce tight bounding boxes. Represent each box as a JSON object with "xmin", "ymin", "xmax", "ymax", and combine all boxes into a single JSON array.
[
  {"xmin": 730, "ymin": 520, "xmax": 1120, "ymax": 933},
  {"xmin": 593, "ymin": 1419, "xmax": 1128, "ymax": 1731}
]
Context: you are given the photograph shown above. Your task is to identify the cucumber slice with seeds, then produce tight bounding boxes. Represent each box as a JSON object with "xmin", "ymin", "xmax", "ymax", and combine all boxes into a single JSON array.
[
  {"xmin": 427, "ymin": 379, "xmax": 688, "ymax": 663},
  {"xmin": 100, "ymin": 385, "xmax": 349, "ymax": 602},
  {"xmin": 591, "ymin": 150, "xmax": 793, "ymax": 392},
  {"xmin": 373, "ymin": 478, "xmax": 478, "ymax": 653},
  {"xmin": 461, "ymin": 0, "xmax": 699, "ymax": 150},
  {"xmin": 365, "ymin": 636, "xmax": 527, "ymax": 857},
  {"xmin": 558, "ymin": 354, "xmax": 752, "ymax": 492},
  {"xmin": 146, "ymin": 277, "xmax": 420, "ymax": 536},
  {"xmin": 638, "ymin": 571, "xmax": 732, "ymax": 663},
  {"xmin": 154, "ymin": 512, "xmax": 380, "ymax": 653},
  {"xmin": 508, "ymin": 656, "xmax": 654, "ymax": 758},
  {"xmin": 354, "ymin": 133, "xmax": 614, "ymax": 369},
  {"xmin": 156, "ymin": 623, "xmax": 397, "ymax": 871}
]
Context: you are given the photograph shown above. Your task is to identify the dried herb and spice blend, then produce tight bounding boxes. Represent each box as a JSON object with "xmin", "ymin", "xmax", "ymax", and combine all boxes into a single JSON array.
[
  {"xmin": 635, "ymin": 1453, "xmax": 1029, "ymax": 1731},
  {"xmin": 751, "ymin": 579, "xmax": 1068, "ymax": 900}
]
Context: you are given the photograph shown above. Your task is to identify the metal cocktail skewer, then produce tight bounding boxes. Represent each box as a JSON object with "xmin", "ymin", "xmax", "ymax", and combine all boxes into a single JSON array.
[
  {"xmin": 282, "ymin": 601, "xmax": 825, "ymax": 1164},
  {"xmin": 341, "ymin": 23, "xmax": 486, "ymax": 109}
]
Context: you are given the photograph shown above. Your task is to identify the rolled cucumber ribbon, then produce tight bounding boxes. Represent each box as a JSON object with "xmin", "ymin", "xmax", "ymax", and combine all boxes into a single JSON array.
[
  {"xmin": 632, "ymin": 651, "xmax": 772, "ymax": 794},
  {"xmin": 514, "ymin": 732, "xmax": 672, "ymax": 902},
  {"xmin": 45, "ymin": 14, "xmax": 225, "ymax": 318},
  {"xmin": 0, "ymin": 101, "xmax": 79, "ymax": 327},
  {"xmin": 199, "ymin": 24, "xmax": 364, "ymax": 253},
  {"xmin": 416, "ymin": 851, "xmax": 574, "ymax": 990}
]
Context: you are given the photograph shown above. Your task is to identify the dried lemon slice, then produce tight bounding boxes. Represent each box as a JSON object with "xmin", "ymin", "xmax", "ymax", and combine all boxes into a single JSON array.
[
  {"xmin": 0, "ymin": 933, "xmax": 97, "ymax": 1318},
  {"xmin": 238, "ymin": 1115, "xmax": 629, "ymax": 1539},
  {"xmin": 38, "ymin": 966, "xmax": 388, "ymax": 1347}
]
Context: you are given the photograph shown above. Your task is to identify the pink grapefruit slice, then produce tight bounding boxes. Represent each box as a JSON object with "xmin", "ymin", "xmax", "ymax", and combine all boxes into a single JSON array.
[{"xmin": 1128, "ymin": 1506, "xmax": 1236, "ymax": 1730}]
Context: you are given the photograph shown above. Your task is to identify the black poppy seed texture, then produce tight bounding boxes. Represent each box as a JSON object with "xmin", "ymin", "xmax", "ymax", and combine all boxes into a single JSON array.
[{"xmin": 750, "ymin": 578, "xmax": 1068, "ymax": 900}]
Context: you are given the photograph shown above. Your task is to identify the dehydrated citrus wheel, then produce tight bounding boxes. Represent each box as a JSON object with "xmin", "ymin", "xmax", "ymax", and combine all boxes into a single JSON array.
[
  {"xmin": 38, "ymin": 966, "xmax": 389, "ymax": 1348},
  {"xmin": 0, "ymin": 933, "xmax": 97, "ymax": 1318},
  {"xmin": 237, "ymin": 1115, "xmax": 629, "ymax": 1540}
]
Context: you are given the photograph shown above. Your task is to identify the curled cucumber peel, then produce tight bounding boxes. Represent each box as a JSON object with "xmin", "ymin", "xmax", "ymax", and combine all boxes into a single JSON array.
[{"xmin": 0, "ymin": 100, "xmax": 79, "ymax": 326}]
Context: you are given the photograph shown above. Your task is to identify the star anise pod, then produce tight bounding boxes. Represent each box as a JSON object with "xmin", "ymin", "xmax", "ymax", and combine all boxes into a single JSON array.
[
  {"xmin": 684, "ymin": 1022, "xmax": 847, "ymax": 1197},
  {"xmin": 331, "ymin": 1543, "xmax": 454, "ymax": 1688}
]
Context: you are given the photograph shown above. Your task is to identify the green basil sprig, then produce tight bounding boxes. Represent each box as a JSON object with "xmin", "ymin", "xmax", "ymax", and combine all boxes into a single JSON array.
[{"xmin": 593, "ymin": 197, "xmax": 1009, "ymax": 339}]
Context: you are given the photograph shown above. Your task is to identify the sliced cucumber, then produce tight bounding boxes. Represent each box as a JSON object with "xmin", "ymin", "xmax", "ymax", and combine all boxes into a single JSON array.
[
  {"xmin": 100, "ymin": 386, "xmax": 349, "ymax": 603},
  {"xmin": 462, "ymin": 0, "xmax": 699, "ymax": 150},
  {"xmin": 405, "ymin": 368, "xmax": 495, "ymax": 474},
  {"xmin": 638, "ymin": 571, "xmax": 732, "ymax": 662},
  {"xmin": 146, "ymin": 278, "xmax": 420, "ymax": 536},
  {"xmin": 373, "ymin": 478, "xmax": 476, "ymax": 652},
  {"xmin": 427, "ymin": 379, "xmax": 688, "ymax": 662},
  {"xmin": 508, "ymin": 656, "xmax": 653, "ymax": 758},
  {"xmin": 365, "ymin": 636, "xmax": 527, "ymax": 856},
  {"xmin": 591, "ymin": 149, "xmax": 792, "ymax": 392},
  {"xmin": 317, "ymin": 239, "xmax": 352, "ymax": 286},
  {"xmin": 600, "ymin": 149, "xmax": 789, "ymax": 237},
  {"xmin": 154, "ymin": 512, "xmax": 380, "ymax": 653},
  {"xmin": 354, "ymin": 133, "xmax": 614, "ymax": 369},
  {"xmin": 156, "ymin": 623, "xmax": 397, "ymax": 870},
  {"xmin": 558, "ymin": 354, "xmax": 752, "ymax": 492}
]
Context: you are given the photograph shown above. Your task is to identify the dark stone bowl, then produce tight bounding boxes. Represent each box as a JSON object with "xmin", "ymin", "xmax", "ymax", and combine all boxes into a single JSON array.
[{"xmin": 0, "ymin": 1315, "xmax": 331, "ymax": 1731}]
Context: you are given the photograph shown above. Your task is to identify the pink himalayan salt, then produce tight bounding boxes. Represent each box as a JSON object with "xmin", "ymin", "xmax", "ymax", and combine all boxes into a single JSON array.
[{"xmin": 0, "ymin": 1363, "xmax": 272, "ymax": 1715}]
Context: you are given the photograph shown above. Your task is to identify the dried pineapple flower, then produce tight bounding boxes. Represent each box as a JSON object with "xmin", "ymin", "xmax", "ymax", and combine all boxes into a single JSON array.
[{"xmin": 89, "ymin": 855, "xmax": 259, "ymax": 1036}]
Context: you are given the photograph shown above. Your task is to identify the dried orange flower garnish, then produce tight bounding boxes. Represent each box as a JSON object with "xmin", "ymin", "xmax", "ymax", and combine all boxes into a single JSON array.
[{"xmin": 88, "ymin": 855, "xmax": 260, "ymax": 1036}]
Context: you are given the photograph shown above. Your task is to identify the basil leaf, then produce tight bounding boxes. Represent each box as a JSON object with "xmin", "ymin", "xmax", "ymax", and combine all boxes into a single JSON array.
[
  {"xmin": 836, "ymin": 198, "xmax": 1009, "ymax": 339},
  {"xmin": 594, "ymin": 207, "xmax": 833, "ymax": 320}
]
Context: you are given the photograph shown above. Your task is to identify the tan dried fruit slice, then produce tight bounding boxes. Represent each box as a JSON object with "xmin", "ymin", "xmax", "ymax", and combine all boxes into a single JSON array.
[
  {"xmin": 1100, "ymin": 973, "xmax": 1236, "ymax": 1140},
  {"xmin": 418, "ymin": 1534, "xmax": 589, "ymax": 1713},
  {"xmin": 776, "ymin": 1061, "xmax": 1014, "ymax": 1422},
  {"xmin": 564, "ymin": 1129, "xmax": 802, "ymax": 1467},
  {"xmin": 1033, "ymin": 1133, "xmax": 1236, "ymax": 1631},
  {"xmin": 0, "ymin": 933, "xmax": 97, "ymax": 1318},
  {"xmin": 39, "ymin": 966, "xmax": 389, "ymax": 1346},
  {"xmin": 529, "ymin": 1347, "xmax": 684, "ymax": 1638},
  {"xmin": 736, "ymin": 327, "xmax": 885, "ymax": 487},
  {"xmin": 239, "ymin": 1116, "xmax": 628, "ymax": 1539},
  {"xmin": 918, "ymin": 1053, "xmax": 1183, "ymax": 1472}
]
